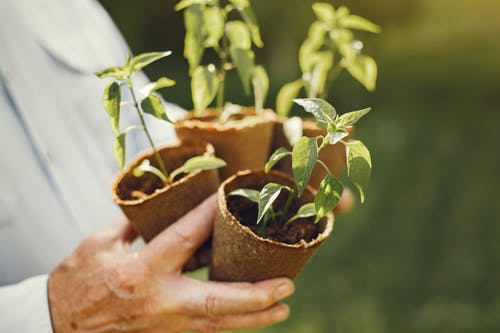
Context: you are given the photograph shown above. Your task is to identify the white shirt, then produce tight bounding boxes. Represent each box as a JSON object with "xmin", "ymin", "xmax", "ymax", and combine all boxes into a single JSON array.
[{"xmin": 0, "ymin": 0, "xmax": 182, "ymax": 330}]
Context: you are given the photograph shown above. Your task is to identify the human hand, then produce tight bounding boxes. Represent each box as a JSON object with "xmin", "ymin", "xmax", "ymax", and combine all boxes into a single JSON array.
[
  {"xmin": 48, "ymin": 195, "xmax": 294, "ymax": 333},
  {"xmin": 334, "ymin": 188, "xmax": 355, "ymax": 214}
]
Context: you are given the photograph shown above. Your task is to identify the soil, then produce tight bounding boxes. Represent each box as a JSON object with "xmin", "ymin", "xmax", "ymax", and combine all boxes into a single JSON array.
[{"xmin": 226, "ymin": 191, "xmax": 323, "ymax": 245}]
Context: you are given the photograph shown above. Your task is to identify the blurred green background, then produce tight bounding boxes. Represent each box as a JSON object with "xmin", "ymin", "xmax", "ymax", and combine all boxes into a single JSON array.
[{"xmin": 99, "ymin": 0, "xmax": 500, "ymax": 332}]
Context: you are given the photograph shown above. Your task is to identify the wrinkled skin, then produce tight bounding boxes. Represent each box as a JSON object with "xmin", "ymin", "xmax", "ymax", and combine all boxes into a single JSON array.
[{"xmin": 48, "ymin": 195, "xmax": 294, "ymax": 333}]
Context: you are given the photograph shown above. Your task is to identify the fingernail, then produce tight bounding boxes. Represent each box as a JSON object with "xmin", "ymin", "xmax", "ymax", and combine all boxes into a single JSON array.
[
  {"xmin": 273, "ymin": 304, "xmax": 290, "ymax": 321},
  {"xmin": 274, "ymin": 283, "xmax": 293, "ymax": 300}
]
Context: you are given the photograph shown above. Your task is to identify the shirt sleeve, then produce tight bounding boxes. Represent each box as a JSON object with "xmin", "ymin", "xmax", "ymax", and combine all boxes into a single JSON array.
[{"xmin": 0, "ymin": 275, "xmax": 54, "ymax": 333}]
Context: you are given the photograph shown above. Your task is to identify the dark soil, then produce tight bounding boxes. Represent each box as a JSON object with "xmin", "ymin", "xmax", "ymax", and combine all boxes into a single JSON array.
[{"xmin": 226, "ymin": 192, "xmax": 324, "ymax": 245}]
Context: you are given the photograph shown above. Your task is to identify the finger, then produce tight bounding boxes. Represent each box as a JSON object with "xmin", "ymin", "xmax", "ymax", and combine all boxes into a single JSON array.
[
  {"xmin": 189, "ymin": 303, "xmax": 290, "ymax": 332},
  {"xmin": 142, "ymin": 194, "xmax": 217, "ymax": 269},
  {"xmin": 177, "ymin": 277, "xmax": 294, "ymax": 316},
  {"xmin": 91, "ymin": 218, "xmax": 138, "ymax": 244},
  {"xmin": 182, "ymin": 238, "xmax": 212, "ymax": 272},
  {"xmin": 334, "ymin": 188, "xmax": 355, "ymax": 213}
]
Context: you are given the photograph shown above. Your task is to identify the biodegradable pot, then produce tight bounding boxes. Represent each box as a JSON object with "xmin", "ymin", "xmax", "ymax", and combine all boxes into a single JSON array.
[
  {"xmin": 271, "ymin": 118, "xmax": 352, "ymax": 188},
  {"xmin": 112, "ymin": 139, "xmax": 220, "ymax": 242},
  {"xmin": 210, "ymin": 169, "xmax": 334, "ymax": 282},
  {"xmin": 174, "ymin": 108, "xmax": 277, "ymax": 180}
]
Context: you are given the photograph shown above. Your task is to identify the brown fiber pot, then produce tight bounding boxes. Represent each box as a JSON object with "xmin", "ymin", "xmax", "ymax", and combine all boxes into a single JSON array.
[
  {"xmin": 210, "ymin": 169, "xmax": 334, "ymax": 282},
  {"xmin": 271, "ymin": 118, "xmax": 352, "ymax": 188},
  {"xmin": 174, "ymin": 108, "xmax": 277, "ymax": 180},
  {"xmin": 112, "ymin": 139, "xmax": 220, "ymax": 242}
]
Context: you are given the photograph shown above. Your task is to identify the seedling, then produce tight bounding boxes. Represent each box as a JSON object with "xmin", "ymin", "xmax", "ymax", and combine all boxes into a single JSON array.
[
  {"xmin": 97, "ymin": 51, "xmax": 226, "ymax": 185},
  {"xmin": 230, "ymin": 98, "xmax": 372, "ymax": 237},
  {"xmin": 175, "ymin": 0, "xmax": 269, "ymax": 118},
  {"xmin": 276, "ymin": 2, "xmax": 380, "ymax": 118}
]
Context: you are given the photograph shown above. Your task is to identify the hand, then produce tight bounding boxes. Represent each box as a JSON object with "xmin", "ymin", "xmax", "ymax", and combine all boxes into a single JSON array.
[
  {"xmin": 48, "ymin": 195, "xmax": 294, "ymax": 333},
  {"xmin": 334, "ymin": 188, "xmax": 355, "ymax": 213}
]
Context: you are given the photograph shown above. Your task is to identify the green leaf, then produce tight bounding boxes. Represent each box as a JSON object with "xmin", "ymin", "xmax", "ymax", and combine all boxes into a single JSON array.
[
  {"xmin": 345, "ymin": 140, "xmax": 372, "ymax": 203},
  {"xmin": 252, "ymin": 65, "xmax": 269, "ymax": 111},
  {"xmin": 228, "ymin": 188, "xmax": 259, "ymax": 203},
  {"xmin": 191, "ymin": 65, "xmax": 219, "ymax": 115},
  {"xmin": 293, "ymin": 98, "xmax": 337, "ymax": 125},
  {"xmin": 312, "ymin": 2, "xmax": 336, "ymax": 24},
  {"xmin": 228, "ymin": 0, "xmax": 250, "ymax": 8},
  {"xmin": 328, "ymin": 127, "xmax": 349, "ymax": 145},
  {"xmin": 309, "ymin": 51, "xmax": 334, "ymax": 98},
  {"xmin": 276, "ymin": 79, "xmax": 304, "ymax": 117},
  {"xmin": 257, "ymin": 183, "xmax": 291, "ymax": 224},
  {"xmin": 238, "ymin": 5, "xmax": 264, "ymax": 48},
  {"xmin": 141, "ymin": 95, "xmax": 173, "ymax": 123},
  {"xmin": 175, "ymin": 0, "xmax": 215, "ymax": 11},
  {"xmin": 170, "ymin": 155, "xmax": 226, "ymax": 180},
  {"xmin": 292, "ymin": 137, "xmax": 318, "ymax": 196},
  {"xmin": 130, "ymin": 51, "xmax": 172, "ymax": 73},
  {"xmin": 184, "ymin": 5, "xmax": 205, "ymax": 72},
  {"xmin": 103, "ymin": 82, "xmax": 121, "ymax": 136},
  {"xmin": 344, "ymin": 54, "xmax": 378, "ymax": 92},
  {"xmin": 203, "ymin": 6, "xmax": 225, "ymax": 47},
  {"xmin": 113, "ymin": 133, "xmax": 126, "ymax": 169},
  {"xmin": 287, "ymin": 203, "xmax": 317, "ymax": 224},
  {"xmin": 314, "ymin": 173, "xmax": 343, "ymax": 223},
  {"xmin": 339, "ymin": 15, "xmax": 381, "ymax": 33},
  {"xmin": 151, "ymin": 77, "xmax": 176, "ymax": 91},
  {"xmin": 95, "ymin": 66, "xmax": 127, "ymax": 80},
  {"xmin": 332, "ymin": 29, "xmax": 355, "ymax": 61},
  {"xmin": 226, "ymin": 21, "xmax": 252, "ymax": 50},
  {"xmin": 185, "ymin": 32, "xmax": 205, "ymax": 73},
  {"xmin": 133, "ymin": 159, "xmax": 168, "ymax": 183},
  {"xmin": 230, "ymin": 48, "xmax": 255, "ymax": 96},
  {"xmin": 283, "ymin": 116, "xmax": 303, "ymax": 146},
  {"xmin": 336, "ymin": 6, "xmax": 351, "ymax": 19},
  {"xmin": 336, "ymin": 107, "xmax": 371, "ymax": 128},
  {"xmin": 299, "ymin": 22, "xmax": 327, "ymax": 73},
  {"xmin": 141, "ymin": 77, "xmax": 176, "ymax": 95},
  {"xmin": 265, "ymin": 147, "xmax": 292, "ymax": 173}
]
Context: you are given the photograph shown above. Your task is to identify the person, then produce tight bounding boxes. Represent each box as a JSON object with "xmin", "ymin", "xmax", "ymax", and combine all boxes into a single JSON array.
[{"xmin": 0, "ymin": 0, "xmax": 294, "ymax": 331}]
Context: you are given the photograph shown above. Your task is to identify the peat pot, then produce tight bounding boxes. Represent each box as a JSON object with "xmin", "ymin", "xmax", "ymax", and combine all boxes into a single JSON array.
[
  {"xmin": 112, "ymin": 139, "xmax": 220, "ymax": 242},
  {"xmin": 175, "ymin": 108, "xmax": 277, "ymax": 180},
  {"xmin": 210, "ymin": 169, "xmax": 334, "ymax": 282}
]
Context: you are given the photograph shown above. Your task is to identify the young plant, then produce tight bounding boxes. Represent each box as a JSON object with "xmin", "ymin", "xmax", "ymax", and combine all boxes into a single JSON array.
[
  {"xmin": 175, "ymin": 0, "xmax": 269, "ymax": 118},
  {"xmin": 230, "ymin": 98, "xmax": 372, "ymax": 236},
  {"xmin": 97, "ymin": 51, "xmax": 226, "ymax": 185},
  {"xmin": 276, "ymin": 2, "xmax": 380, "ymax": 118}
]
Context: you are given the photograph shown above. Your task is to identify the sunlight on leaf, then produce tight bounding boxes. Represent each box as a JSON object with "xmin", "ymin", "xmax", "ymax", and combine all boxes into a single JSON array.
[
  {"xmin": 257, "ymin": 183, "xmax": 291, "ymax": 224},
  {"xmin": 265, "ymin": 147, "xmax": 292, "ymax": 173},
  {"xmin": 345, "ymin": 140, "xmax": 372, "ymax": 203},
  {"xmin": 292, "ymin": 137, "xmax": 318, "ymax": 196},
  {"xmin": 315, "ymin": 173, "xmax": 343, "ymax": 222}
]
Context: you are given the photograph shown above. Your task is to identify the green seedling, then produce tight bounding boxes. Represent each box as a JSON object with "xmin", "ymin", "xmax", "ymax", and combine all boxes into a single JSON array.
[
  {"xmin": 97, "ymin": 51, "xmax": 226, "ymax": 185},
  {"xmin": 176, "ymin": 0, "xmax": 269, "ymax": 118},
  {"xmin": 276, "ymin": 2, "xmax": 380, "ymax": 118},
  {"xmin": 230, "ymin": 98, "xmax": 372, "ymax": 237}
]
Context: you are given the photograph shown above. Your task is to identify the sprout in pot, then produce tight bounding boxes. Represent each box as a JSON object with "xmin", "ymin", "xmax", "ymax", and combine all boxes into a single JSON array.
[
  {"xmin": 96, "ymin": 51, "xmax": 226, "ymax": 242},
  {"xmin": 174, "ymin": 0, "xmax": 277, "ymax": 179},
  {"xmin": 272, "ymin": 2, "xmax": 380, "ymax": 185},
  {"xmin": 210, "ymin": 98, "xmax": 372, "ymax": 281}
]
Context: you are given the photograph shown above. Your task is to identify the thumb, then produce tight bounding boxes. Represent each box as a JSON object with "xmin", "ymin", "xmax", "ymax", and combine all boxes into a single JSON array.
[{"xmin": 141, "ymin": 194, "xmax": 217, "ymax": 270}]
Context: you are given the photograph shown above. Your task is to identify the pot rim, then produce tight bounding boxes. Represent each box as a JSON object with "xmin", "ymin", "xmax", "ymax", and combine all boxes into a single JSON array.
[
  {"xmin": 218, "ymin": 169, "xmax": 334, "ymax": 249},
  {"xmin": 111, "ymin": 139, "xmax": 216, "ymax": 206},
  {"xmin": 174, "ymin": 107, "xmax": 278, "ymax": 132}
]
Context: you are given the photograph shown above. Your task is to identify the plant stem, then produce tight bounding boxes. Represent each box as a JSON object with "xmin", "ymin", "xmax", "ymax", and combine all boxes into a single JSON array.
[
  {"xmin": 321, "ymin": 62, "xmax": 344, "ymax": 100},
  {"xmin": 216, "ymin": 35, "xmax": 229, "ymax": 116},
  {"xmin": 280, "ymin": 189, "xmax": 296, "ymax": 225},
  {"xmin": 128, "ymin": 82, "xmax": 170, "ymax": 182},
  {"xmin": 317, "ymin": 159, "xmax": 331, "ymax": 175},
  {"xmin": 318, "ymin": 135, "xmax": 330, "ymax": 153}
]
